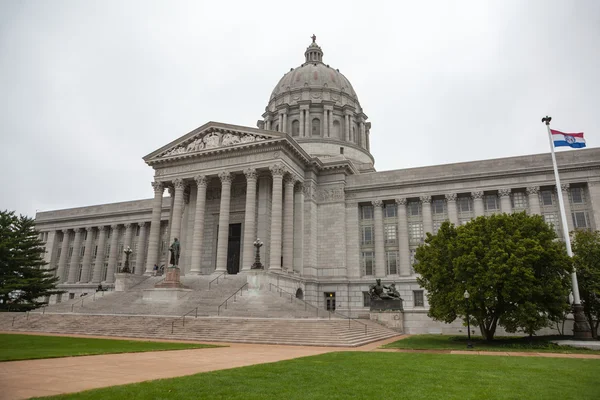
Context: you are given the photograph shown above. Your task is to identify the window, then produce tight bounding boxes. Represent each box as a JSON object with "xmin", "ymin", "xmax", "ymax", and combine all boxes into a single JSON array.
[
  {"xmin": 361, "ymin": 226, "xmax": 373, "ymax": 245},
  {"xmin": 361, "ymin": 251, "xmax": 374, "ymax": 276},
  {"xmin": 83, "ymin": 230, "xmax": 88, "ymax": 241},
  {"xmin": 410, "ymin": 249, "xmax": 417, "ymax": 266},
  {"xmin": 118, "ymin": 244, "xmax": 124, "ymax": 254},
  {"xmin": 433, "ymin": 220, "xmax": 443, "ymax": 234},
  {"xmin": 56, "ymin": 294, "xmax": 62, "ymax": 303},
  {"xmin": 93, "ymin": 245, "xmax": 98, "ymax": 257},
  {"xmin": 363, "ymin": 292, "xmax": 371, "ymax": 307},
  {"xmin": 407, "ymin": 201, "xmax": 421, "ymax": 216},
  {"xmin": 408, "ymin": 222, "xmax": 423, "ymax": 243},
  {"xmin": 69, "ymin": 293, "xmax": 75, "ymax": 300},
  {"xmin": 413, "ymin": 290, "xmax": 424, "ymax": 307},
  {"xmin": 386, "ymin": 251, "xmax": 398, "ymax": 275},
  {"xmin": 103, "ymin": 263, "xmax": 108, "ymax": 281},
  {"xmin": 291, "ymin": 120, "xmax": 300, "ymax": 136},
  {"xmin": 511, "ymin": 192, "xmax": 528, "ymax": 209},
  {"xmin": 457, "ymin": 197, "xmax": 472, "ymax": 213},
  {"xmin": 384, "ymin": 224, "xmax": 397, "ymax": 244},
  {"xmin": 541, "ymin": 190, "xmax": 554, "ymax": 206},
  {"xmin": 384, "ymin": 203, "xmax": 397, "ymax": 218},
  {"xmin": 68, "ymin": 247, "xmax": 73, "ymax": 257},
  {"xmin": 572, "ymin": 212, "xmax": 590, "ymax": 229},
  {"xmin": 105, "ymin": 245, "xmax": 111, "ymax": 257},
  {"xmin": 107, "ymin": 229, "xmax": 111, "ymax": 239},
  {"xmin": 78, "ymin": 265, "xmax": 83, "ymax": 281},
  {"xmin": 80, "ymin": 246, "xmax": 85, "ymax": 256},
  {"xmin": 432, "ymin": 199, "xmax": 446, "ymax": 214},
  {"xmin": 570, "ymin": 187, "xmax": 585, "ymax": 204},
  {"xmin": 311, "ymin": 118, "xmax": 321, "ymax": 136},
  {"xmin": 58, "ymin": 234, "xmax": 63, "ymax": 243},
  {"xmin": 544, "ymin": 213, "xmax": 561, "ymax": 235},
  {"xmin": 136, "ymin": 225, "xmax": 141, "ymax": 236},
  {"xmin": 484, "ymin": 195, "xmax": 499, "ymax": 211},
  {"xmin": 57, "ymin": 248, "xmax": 62, "ymax": 259},
  {"xmin": 361, "ymin": 205, "xmax": 374, "ymax": 220}
]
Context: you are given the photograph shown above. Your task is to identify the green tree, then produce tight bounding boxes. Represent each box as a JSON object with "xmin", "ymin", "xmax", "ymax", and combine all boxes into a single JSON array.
[
  {"xmin": 0, "ymin": 210, "xmax": 63, "ymax": 311},
  {"xmin": 572, "ymin": 229, "xmax": 600, "ymax": 338},
  {"xmin": 415, "ymin": 212, "xmax": 572, "ymax": 341}
]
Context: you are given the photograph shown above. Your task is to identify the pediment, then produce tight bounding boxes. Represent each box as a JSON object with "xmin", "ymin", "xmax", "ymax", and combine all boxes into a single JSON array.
[{"xmin": 145, "ymin": 122, "xmax": 284, "ymax": 163}]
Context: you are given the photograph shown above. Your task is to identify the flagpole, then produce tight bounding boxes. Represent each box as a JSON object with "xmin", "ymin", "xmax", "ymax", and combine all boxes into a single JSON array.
[{"xmin": 541, "ymin": 116, "xmax": 592, "ymax": 339}]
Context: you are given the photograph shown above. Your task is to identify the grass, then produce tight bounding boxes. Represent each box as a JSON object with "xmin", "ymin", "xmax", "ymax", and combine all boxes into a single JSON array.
[
  {"xmin": 382, "ymin": 334, "xmax": 600, "ymax": 353},
  {"xmin": 34, "ymin": 352, "xmax": 600, "ymax": 400},
  {"xmin": 0, "ymin": 333, "xmax": 220, "ymax": 362}
]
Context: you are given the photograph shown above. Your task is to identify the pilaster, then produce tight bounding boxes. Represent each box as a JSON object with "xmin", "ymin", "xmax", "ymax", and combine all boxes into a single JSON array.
[{"xmin": 372, "ymin": 200, "xmax": 385, "ymax": 277}]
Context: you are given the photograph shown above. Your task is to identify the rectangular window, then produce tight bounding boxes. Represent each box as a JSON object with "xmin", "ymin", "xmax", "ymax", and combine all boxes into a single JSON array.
[
  {"xmin": 68, "ymin": 247, "xmax": 73, "ymax": 257},
  {"xmin": 484, "ymin": 195, "xmax": 499, "ymax": 211},
  {"xmin": 361, "ymin": 226, "xmax": 374, "ymax": 246},
  {"xmin": 83, "ymin": 231, "xmax": 88, "ymax": 241},
  {"xmin": 408, "ymin": 222, "xmax": 423, "ymax": 243},
  {"xmin": 361, "ymin": 205, "xmax": 374, "ymax": 220},
  {"xmin": 386, "ymin": 251, "xmax": 398, "ymax": 275},
  {"xmin": 361, "ymin": 251, "xmax": 374, "ymax": 276},
  {"xmin": 457, "ymin": 197, "xmax": 472, "ymax": 213},
  {"xmin": 118, "ymin": 244, "xmax": 124, "ymax": 254},
  {"xmin": 107, "ymin": 230, "xmax": 111, "ymax": 239},
  {"xmin": 541, "ymin": 190, "xmax": 554, "ymax": 206},
  {"xmin": 78, "ymin": 265, "xmax": 83, "ymax": 281},
  {"xmin": 544, "ymin": 213, "xmax": 560, "ymax": 235},
  {"xmin": 432, "ymin": 199, "xmax": 446, "ymax": 214},
  {"xmin": 511, "ymin": 192, "xmax": 528, "ymax": 209},
  {"xmin": 136, "ymin": 225, "xmax": 141, "ymax": 236},
  {"xmin": 384, "ymin": 224, "xmax": 397, "ymax": 244},
  {"xmin": 410, "ymin": 249, "xmax": 417, "ymax": 266},
  {"xmin": 413, "ymin": 290, "xmax": 424, "ymax": 307},
  {"xmin": 58, "ymin": 234, "xmax": 63, "ymax": 243},
  {"xmin": 80, "ymin": 246, "xmax": 85, "ymax": 257},
  {"xmin": 69, "ymin": 293, "xmax": 75, "ymax": 300},
  {"xmin": 572, "ymin": 212, "xmax": 590, "ymax": 229},
  {"xmin": 93, "ymin": 245, "xmax": 98, "ymax": 257},
  {"xmin": 433, "ymin": 220, "xmax": 443, "ymax": 234},
  {"xmin": 384, "ymin": 204, "xmax": 397, "ymax": 218},
  {"xmin": 103, "ymin": 263, "xmax": 108, "ymax": 281},
  {"xmin": 57, "ymin": 248, "xmax": 62, "ymax": 259},
  {"xmin": 363, "ymin": 292, "xmax": 371, "ymax": 307},
  {"xmin": 106, "ymin": 245, "xmax": 111, "ymax": 257},
  {"xmin": 570, "ymin": 187, "xmax": 585, "ymax": 204},
  {"xmin": 407, "ymin": 201, "xmax": 421, "ymax": 216}
]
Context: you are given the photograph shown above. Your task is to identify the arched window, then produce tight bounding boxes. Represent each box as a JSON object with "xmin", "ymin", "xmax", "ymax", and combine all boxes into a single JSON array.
[
  {"xmin": 312, "ymin": 118, "xmax": 321, "ymax": 136},
  {"xmin": 291, "ymin": 120, "xmax": 300, "ymax": 136},
  {"xmin": 295, "ymin": 288, "xmax": 304, "ymax": 300},
  {"xmin": 332, "ymin": 120, "xmax": 341, "ymax": 139}
]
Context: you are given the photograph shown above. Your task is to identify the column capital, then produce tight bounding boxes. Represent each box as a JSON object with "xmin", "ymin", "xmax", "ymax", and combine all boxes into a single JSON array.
[
  {"xmin": 194, "ymin": 175, "xmax": 208, "ymax": 187},
  {"xmin": 137, "ymin": 222, "xmax": 146, "ymax": 228},
  {"xmin": 420, "ymin": 195, "xmax": 432, "ymax": 204},
  {"xmin": 151, "ymin": 181, "xmax": 164, "ymax": 193},
  {"xmin": 445, "ymin": 193, "xmax": 457, "ymax": 202},
  {"xmin": 295, "ymin": 182, "xmax": 305, "ymax": 193},
  {"xmin": 395, "ymin": 198, "xmax": 407, "ymax": 206},
  {"xmin": 173, "ymin": 178, "xmax": 186, "ymax": 190},
  {"xmin": 243, "ymin": 168, "xmax": 258, "ymax": 181},
  {"xmin": 269, "ymin": 163, "xmax": 286, "ymax": 177},
  {"xmin": 110, "ymin": 224, "xmax": 119, "ymax": 230},
  {"xmin": 124, "ymin": 223, "xmax": 132, "ymax": 229},
  {"xmin": 218, "ymin": 171, "xmax": 232, "ymax": 183},
  {"xmin": 73, "ymin": 228, "xmax": 82, "ymax": 233},
  {"xmin": 560, "ymin": 183, "xmax": 570, "ymax": 192},
  {"xmin": 62, "ymin": 229, "xmax": 70, "ymax": 234},
  {"xmin": 372, "ymin": 199, "xmax": 384, "ymax": 208},
  {"xmin": 471, "ymin": 191, "xmax": 484, "ymax": 199},
  {"xmin": 526, "ymin": 186, "xmax": 540, "ymax": 195},
  {"xmin": 498, "ymin": 188, "xmax": 511, "ymax": 198},
  {"xmin": 85, "ymin": 227, "xmax": 94, "ymax": 232},
  {"xmin": 97, "ymin": 226, "xmax": 106, "ymax": 232},
  {"xmin": 284, "ymin": 175, "xmax": 297, "ymax": 187}
]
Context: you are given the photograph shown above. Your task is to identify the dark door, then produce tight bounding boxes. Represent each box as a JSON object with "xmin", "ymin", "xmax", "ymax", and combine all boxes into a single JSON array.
[
  {"xmin": 324, "ymin": 292, "xmax": 336, "ymax": 311},
  {"xmin": 226, "ymin": 223, "xmax": 242, "ymax": 274}
]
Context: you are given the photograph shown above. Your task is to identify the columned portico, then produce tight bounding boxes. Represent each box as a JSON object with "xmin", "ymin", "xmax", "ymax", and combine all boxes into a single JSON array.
[
  {"xmin": 242, "ymin": 169, "xmax": 258, "ymax": 271},
  {"xmin": 190, "ymin": 175, "xmax": 208, "ymax": 274},
  {"xmin": 145, "ymin": 181, "xmax": 165, "ymax": 274},
  {"xmin": 269, "ymin": 164, "xmax": 286, "ymax": 270},
  {"xmin": 92, "ymin": 226, "xmax": 107, "ymax": 283},
  {"xmin": 215, "ymin": 171, "xmax": 232, "ymax": 273},
  {"xmin": 79, "ymin": 227, "xmax": 94, "ymax": 282},
  {"xmin": 67, "ymin": 228, "xmax": 83, "ymax": 284}
]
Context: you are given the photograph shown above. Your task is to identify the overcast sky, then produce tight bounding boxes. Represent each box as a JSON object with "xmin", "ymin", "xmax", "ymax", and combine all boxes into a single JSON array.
[{"xmin": 1, "ymin": 0, "xmax": 598, "ymax": 217}]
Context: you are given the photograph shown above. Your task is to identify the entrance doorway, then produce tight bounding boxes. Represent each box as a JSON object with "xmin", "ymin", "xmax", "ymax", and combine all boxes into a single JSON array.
[
  {"xmin": 226, "ymin": 223, "xmax": 242, "ymax": 274},
  {"xmin": 324, "ymin": 292, "xmax": 336, "ymax": 311}
]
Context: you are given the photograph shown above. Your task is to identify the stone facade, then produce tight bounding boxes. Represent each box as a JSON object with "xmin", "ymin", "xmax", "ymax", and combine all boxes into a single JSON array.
[{"xmin": 35, "ymin": 40, "xmax": 600, "ymax": 334}]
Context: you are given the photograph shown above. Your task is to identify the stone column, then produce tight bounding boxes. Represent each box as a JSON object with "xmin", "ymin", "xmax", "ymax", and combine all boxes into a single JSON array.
[
  {"xmin": 169, "ymin": 178, "xmax": 187, "ymax": 246},
  {"xmin": 328, "ymin": 110, "xmax": 333, "ymax": 139},
  {"xmin": 373, "ymin": 200, "xmax": 385, "ymax": 277},
  {"xmin": 421, "ymin": 195, "xmax": 433, "ymax": 235},
  {"xmin": 190, "ymin": 175, "xmax": 208, "ymax": 274},
  {"xmin": 299, "ymin": 110, "xmax": 305, "ymax": 138},
  {"xmin": 396, "ymin": 198, "xmax": 411, "ymax": 276},
  {"xmin": 120, "ymin": 223, "xmax": 134, "ymax": 269},
  {"xmin": 56, "ymin": 229, "xmax": 70, "ymax": 283},
  {"xmin": 360, "ymin": 122, "xmax": 366, "ymax": 147},
  {"xmin": 166, "ymin": 186, "xmax": 175, "ymax": 252},
  {"xmin": 269, "ymin": 163, "xmax": 286, "ymax": 270},
  {"xmin": 293, "ymin": 183, "xmax": 305, "ymax": 274},
  {"xmin": 79, "ymin": 227, "xmax": 94, "ymax": 283},
  {"xmin": 215, "ymin": 171, "xmax": 232, "ymax": 273},
  {"xmin": 344, "ymin": 114, "xmax": 350, "ymax": 141},
  {"xmin": 105, "ymin": 225, "xmax": 120, "ymax": 283},
  {"xmin": 283, "ymin": 176, "xmax": 296, "ymax": 271},
  {"xmin": 472, "ymin": 191, "xmax": 485, "ymax": 217},
  {"xmin": 91, "ymin": 226, "xmax": 107, "ymax": 283},
  {"xmin": 278, "ymin": 114, "xmax": 283, "ymax": 132},
  {"xmin": 526, "ymin": 186, "xmax": 541, "ymax": 215},
  {"xmin": 145, "ymin": 182, "xmax": 164, "ymax": 274},
  {"xmin": 323, "ymin": 109, "xmax": 328, "ymax": 137},
  {"xmin": 241, "ymin": 169, "xmax": 257, "ymax": 271},
  {"xmin": 305, "ymin": 108, "xmax": 310, "ymax": 137},
  {"xmin": 559, "ymin": 184, "xmax": 575, "ymax": 234},
  {"xmin": 283, "ymin": 112, "xmax": 288, "ymax": 133},
  {"xmin": 135, "ymin": 223, "xmax": 148, "ymax": 275},
  {"xmin": 499, "ymin": 189, "xmax": 512, "ymax": 214},
  {"xmin": 67, "ymin": 228, "xmax": 84, "ymax": 284},
  {"xmin": 445, "ymin": 193, "xmax": 459, "ymax": 225}
]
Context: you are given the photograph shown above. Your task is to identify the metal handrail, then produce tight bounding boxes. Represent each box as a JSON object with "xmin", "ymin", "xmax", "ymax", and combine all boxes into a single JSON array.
[
  {"xmin": 208, "ymin": 272, "xmax": 226, "ymax": 290},
  {"xmin": 268, "ymin": 283, "xmax": 368, "ymax": 335},
  {"xmin": 171, "ymin": 307, "xmax": 199, "ymax": 334},
  {"xmin": 217, "ymin": 283, "xmax": 248, "ymax": 315}
]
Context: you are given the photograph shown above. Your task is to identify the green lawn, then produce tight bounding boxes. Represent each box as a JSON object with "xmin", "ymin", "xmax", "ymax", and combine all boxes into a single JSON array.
[
  {"xmin": 0, "ymin": 333, "xmax": 220, "ymax": 362},
  {"xmin": 382, "ymin": 334, "xmax": 600, "ymax": 353},
  {"xmin": 34, "ymin": 352, "xmax": 599, "ymax": 400}
]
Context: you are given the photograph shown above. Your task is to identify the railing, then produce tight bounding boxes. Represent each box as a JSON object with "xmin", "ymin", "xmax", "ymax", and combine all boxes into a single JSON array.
[
  {"xmin": 268, "ymin": 283, "xmax": 368, "ymax": 335},
  {"xmin": 208, "ymin": 272, "xmax": 226, "ymax": 290},
  {"xmin": 217, "ymin": 283, "xmax": 248, "ymax": 315},
  {"xmin": 171, "ymin": 307, "xmax": 199, "ymax": 334}
]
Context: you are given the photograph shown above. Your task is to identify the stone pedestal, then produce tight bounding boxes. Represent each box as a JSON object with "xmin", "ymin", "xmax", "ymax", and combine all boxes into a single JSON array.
[
  {"xmin": 370, "ymin": 311, "xmax": 404, "ymax": 332},
  {"xmin": 154, "ymin": 267, "xmax": 187, "ymax": 289},
  {"xmin": 247, "ymin": 270, "xmax": 270, "ymax": 291},
  {"xmin": 142, "ymin": 288, "xmax": 192, "ymax": 303},
  {"xmin": 114, "ymin": 273, "xmax": 148, "ymax": 292}
]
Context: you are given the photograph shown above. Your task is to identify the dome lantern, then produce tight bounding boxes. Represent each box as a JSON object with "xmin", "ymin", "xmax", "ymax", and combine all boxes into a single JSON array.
[{"xmin": 304, "ymin": 34, "xmax": 323, "ymax": 63}]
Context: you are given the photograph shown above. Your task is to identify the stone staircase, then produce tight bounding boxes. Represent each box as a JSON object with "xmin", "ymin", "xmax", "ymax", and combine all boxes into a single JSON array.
[{"xmin": 0, "ymin": 313, "xmax": 399, "ymax": 347}]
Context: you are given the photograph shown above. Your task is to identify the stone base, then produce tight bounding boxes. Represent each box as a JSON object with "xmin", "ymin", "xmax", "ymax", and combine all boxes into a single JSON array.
[
  {"xmin": 572, "ymin": 304, "xmax": 594, "ymax": 340},
  {"xmin": 246, "ymin": 270, "xmax": 269, "ymax": 290},
  {"xmin": 154, "ymin": 267, "xmax": 188, "ymax": 289},
  {"xmin": 370, "ymin": 311, "xmax": 404, "ymax": 332},
  {"xmin": 114, "ymin": 274, "xmax": 148, "ymax": 292},
  {"xmin": 142, "ymin": 288, "xmax": 192, "ymax": 303},
  {"xmin": 370, "ymin": 299, "xmax": 404, "ymax": 311}
]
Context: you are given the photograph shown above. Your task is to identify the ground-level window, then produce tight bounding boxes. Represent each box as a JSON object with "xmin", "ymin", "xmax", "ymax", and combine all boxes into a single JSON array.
[
  {"xmin": 413, "ymin": 290, "xmax": 424, "ymax": 307},
  {"xmin": 363, "ymin": 292, "xmax": 371, "ymax": 307},
  {"xmin": 69, "ymin": 293, "xmax": 75, "ymax": 300}
]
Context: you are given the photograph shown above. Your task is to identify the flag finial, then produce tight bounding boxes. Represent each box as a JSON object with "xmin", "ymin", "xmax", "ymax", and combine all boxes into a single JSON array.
[{"xmin": 541, "ymin": 116, "xmax": 552, "ymax": 125}]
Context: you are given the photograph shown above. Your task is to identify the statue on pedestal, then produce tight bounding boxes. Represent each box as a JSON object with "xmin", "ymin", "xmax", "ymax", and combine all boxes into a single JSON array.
[
  {"xmin": 169, "ymin": 238, "xmax": 180, "ymax": 267},
  {"xmin": 369, "ymin": 279, "xmax": 404, "ymax": 311}
]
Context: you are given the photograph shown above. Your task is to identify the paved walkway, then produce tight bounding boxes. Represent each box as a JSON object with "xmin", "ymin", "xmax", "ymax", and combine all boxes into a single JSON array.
[{"xmin": 0, "ymin": 333, "xmax": 598, "ymax": 400}]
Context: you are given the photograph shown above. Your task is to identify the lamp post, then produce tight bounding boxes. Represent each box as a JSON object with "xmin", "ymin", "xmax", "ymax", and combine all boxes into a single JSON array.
[
  {"xmin": 251, "ymin": 238, "xmax": 264, "ymax": 270},
  {"xmin": 122, "ymin": 246, "xmax": 133, "ymax": 273},
  {"xmin": 464, "ymin": 290, "xmax": 473, "ymax": 349}
]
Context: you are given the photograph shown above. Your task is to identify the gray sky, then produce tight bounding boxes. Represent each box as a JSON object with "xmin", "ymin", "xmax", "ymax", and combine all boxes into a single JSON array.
[{"xmin": 1, "ymin": 0, "xmax": 599, "ymax": 217}]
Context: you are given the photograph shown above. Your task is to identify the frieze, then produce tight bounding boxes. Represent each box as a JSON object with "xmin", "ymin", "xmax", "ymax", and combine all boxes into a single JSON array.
[
  {"xmin": 317, "ymin": 187, "xmax": 345, "ymax": 203},
  {"xmin": 159, "ymin": 131, "xmax": 267, "ymax": 158}
]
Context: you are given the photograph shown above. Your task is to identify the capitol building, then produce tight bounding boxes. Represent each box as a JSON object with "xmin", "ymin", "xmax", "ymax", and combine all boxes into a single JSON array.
[{"xmin": 35, "ymin": 39, "xmax": 600, "ymax": 334}]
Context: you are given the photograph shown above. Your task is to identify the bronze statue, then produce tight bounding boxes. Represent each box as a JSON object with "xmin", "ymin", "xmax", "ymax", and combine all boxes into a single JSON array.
[
  {"xmin": 311, "ymin": 34, "xmax": 316, "ymax": 43},
  {"xmin": 169, "ymin": 238, "xmax": 181, "ymax": 267},
  {"xmin": 369, "ymin": 279, "xmax": 403, "ymax": 300}
]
